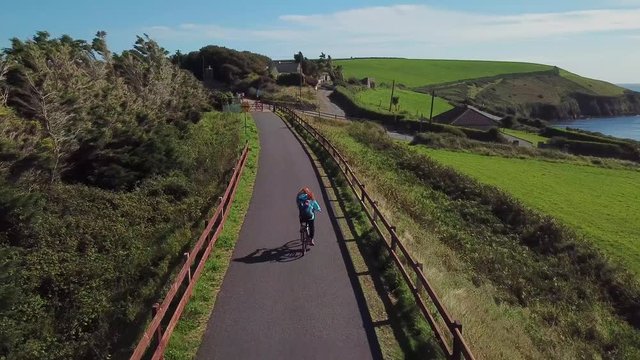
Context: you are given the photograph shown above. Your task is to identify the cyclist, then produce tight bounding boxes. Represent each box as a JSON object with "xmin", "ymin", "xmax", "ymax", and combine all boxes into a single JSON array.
[{"xmin": 296, "ymin": 187, "xmax": 322, "ymax": 245}]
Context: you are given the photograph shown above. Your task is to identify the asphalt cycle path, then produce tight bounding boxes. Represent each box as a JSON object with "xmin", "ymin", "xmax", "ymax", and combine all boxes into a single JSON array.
[{"xmin": 196, "ymin": 111, "xmax": 380, "ymax": 359}]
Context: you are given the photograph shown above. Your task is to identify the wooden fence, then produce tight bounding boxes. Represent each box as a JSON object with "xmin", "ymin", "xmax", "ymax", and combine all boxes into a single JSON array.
[
  {"xmin": 130, "ymin": 144, "xmax": 250, "ymax": 360},
  {"xmin": 277, "ymin": 105, "xmax": 476, "ymax": 360}
]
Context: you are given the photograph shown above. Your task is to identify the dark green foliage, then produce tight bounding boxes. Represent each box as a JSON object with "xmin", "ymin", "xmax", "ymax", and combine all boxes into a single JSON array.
[
  {"xmin": 541, "ymin": 127, "xmax": 627, "ymax": 145},
  {"xmin": 548, "ymin": 138, "xmax": 640, "ymax": 161},
  {"xmin": 174, "ymin": 45, "xmax": 271, "ymax": 86},
  {"xmin": 541, "ymin": 127, "xmax": 640, "ymax": 161},
  {"xmin": 0, "ymin": 31, "xmax": 243, "ymax": 359},
  {"xmin": 276, "ymin": 73, "xmax": 303, "ymax": 86}
]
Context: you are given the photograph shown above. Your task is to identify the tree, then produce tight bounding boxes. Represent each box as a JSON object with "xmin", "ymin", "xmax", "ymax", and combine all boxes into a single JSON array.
[
  {"xmin": 392, "ymin": 96, "xmax": 400, "ymax": 112},
  {"xmin": 0, "ymin": 54, "xmax": 8, "ymax": 106}
]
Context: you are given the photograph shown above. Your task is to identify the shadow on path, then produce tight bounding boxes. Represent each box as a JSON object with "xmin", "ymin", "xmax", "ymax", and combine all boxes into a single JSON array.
[{"xmin": 233, "ymin": 240, "xmax": 305, "ymax": 263}]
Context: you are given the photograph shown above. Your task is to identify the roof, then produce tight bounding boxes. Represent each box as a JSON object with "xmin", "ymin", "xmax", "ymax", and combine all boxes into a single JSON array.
[
  {"xmin": 435, "ymin": 105, "xmax": 503, "ymax": 127},
  {"xmin": 271, "ymin": 61, "xmax": 300, "ymax": 74}
]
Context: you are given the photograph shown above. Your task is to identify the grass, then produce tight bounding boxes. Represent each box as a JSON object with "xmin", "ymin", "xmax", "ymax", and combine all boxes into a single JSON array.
[
  {"xmin": 301, "ymin": 118, "xmax": 640, "ymax": 358},
  {"xmin": 421, "ymin": 148, "xmax": 640, "ymax": 276},
  {"xmin": 560, "ymin": 69, "xmax": 626, "ymax": 96},
  {"xmin": 500, "ymin": 128, "xmax": 549, "ymax": 145},
  {"xmin": 354, "ymin": 88, "xmax": 453, "ymax": 119},
  {"xmin": 164, "ymin": 113, "xmax": 260, "ymax": 360},
  {"xmin": 335, "ymin": 58, "xmax": 552, "ymax": 88}
]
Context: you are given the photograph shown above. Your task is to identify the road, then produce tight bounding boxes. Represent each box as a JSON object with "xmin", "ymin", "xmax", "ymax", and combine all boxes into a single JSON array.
[
  {"xmin": 195, "ymin": 111, "xmax": 379, "ymax": 359},
  {"xmin": 315, "ymin": 89, "xmax": 414, "ymax": 142},
  {"xmin": 316, "ymin": 89, "xmax": 346, "ymax": 117}
]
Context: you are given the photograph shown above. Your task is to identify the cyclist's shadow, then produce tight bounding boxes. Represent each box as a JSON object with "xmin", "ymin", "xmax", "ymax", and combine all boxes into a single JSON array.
[{"xmin": 233, "ymin": 240, "xmax": 304, "ymax": 263}]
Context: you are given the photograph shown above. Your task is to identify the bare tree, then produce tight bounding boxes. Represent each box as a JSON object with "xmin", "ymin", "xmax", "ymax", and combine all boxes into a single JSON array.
[{"xmin": 0, "ymin": 55, "xmax": 8, "ymax": 106}]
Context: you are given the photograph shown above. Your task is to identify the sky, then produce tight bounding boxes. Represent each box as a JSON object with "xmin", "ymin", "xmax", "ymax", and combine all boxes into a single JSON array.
[{"xmin": 1, "ymin": 0, "xmax": 639, "ymax": 83}]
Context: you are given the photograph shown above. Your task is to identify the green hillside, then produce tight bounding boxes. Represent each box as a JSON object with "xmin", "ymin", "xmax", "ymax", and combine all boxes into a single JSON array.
[
  {"xmin": 335, "ymin": 58, "xmax": 552, "ymax": 87},
  {"xmin": 423, "ymin": 148, "xmax": 640, "ymax": 276}
]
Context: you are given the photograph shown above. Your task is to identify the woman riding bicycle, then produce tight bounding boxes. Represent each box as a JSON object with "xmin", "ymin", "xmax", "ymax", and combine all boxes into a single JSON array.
[{"xmin": 296, "ymin": 187, "xmax": 321, "ymax": 245}]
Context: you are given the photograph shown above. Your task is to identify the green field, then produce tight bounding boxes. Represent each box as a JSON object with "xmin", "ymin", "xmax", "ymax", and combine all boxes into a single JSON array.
[
  {"xmin": 422, "ymin": 148, "xmax": 640, "ymax": 275},
  {"xmin": 335, "ymin": 58, "xmax": 552, "ymax": 87},
  {"xmin": 500, "ymin": 128, "xmax": 549, "ymax": 145},
  {"xmin": 354, "ymin": 88, "xmax": 453, "ymax": 118}
]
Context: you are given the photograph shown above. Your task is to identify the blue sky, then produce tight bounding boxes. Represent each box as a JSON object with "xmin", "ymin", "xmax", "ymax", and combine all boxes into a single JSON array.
[{"xmin": 2, "ymin": 1, "xmax": 640, "ymax": 82}]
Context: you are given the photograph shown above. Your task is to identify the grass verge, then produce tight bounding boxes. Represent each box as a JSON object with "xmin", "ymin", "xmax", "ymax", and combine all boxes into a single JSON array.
[{"xmin": 164, "ymin": 114, "xmax": 260, "ymax": 360}]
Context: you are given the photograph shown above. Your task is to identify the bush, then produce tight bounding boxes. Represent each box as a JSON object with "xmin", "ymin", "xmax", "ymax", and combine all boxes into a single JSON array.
[
  {"xmin": 276, "ymin": 73, "xmax": 302, "ymax": 86},
  {"xmin": 548, "ymin": 138, "xmax": 640, "ymax": 161}
]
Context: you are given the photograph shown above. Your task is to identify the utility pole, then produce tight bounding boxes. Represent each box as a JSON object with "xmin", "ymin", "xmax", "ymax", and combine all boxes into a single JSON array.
[
  {"xmin": 388, "ymin": 80, "xmax": 395, "ymax": 112},
  {"xmin": 429, "ymin": 90, "xmax": 436, "ymax": 124}
]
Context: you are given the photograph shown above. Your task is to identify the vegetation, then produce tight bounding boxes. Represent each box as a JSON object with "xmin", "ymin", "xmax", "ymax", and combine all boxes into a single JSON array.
[
  {"xmin": 335, "ymin": 58, "xmax": 552, "ymax": 87},
  {"xmin": 173, "ymin": 45, "xmax": 273, "ymax": 93},
  {"xmin": 500, "ymin": 128, "xmax": 549, "ymax": 145},
  {"xmin": 165, "ymin": 115, "xmax": 259, "ymax": 360},
  {"xmin": 0, "ymin": 32, "xmax": 245, "ymax": 359},
  {"xmin": 302, "ymin": 118, "xmax": 640, "ymax": 358},
  {"xmin": 559, "ymin": 69, "xmax": 626, "ymax": 96}
]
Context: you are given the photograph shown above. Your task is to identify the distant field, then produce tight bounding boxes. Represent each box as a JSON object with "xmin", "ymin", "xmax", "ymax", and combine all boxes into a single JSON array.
[
  {"xmin": 422, "ymin": 148, "xmax": 640, "ymax": 275},
  {"xmin": 501, "ymin": 128, "xmax": 549, "ymax": 144},
  {"xmin": 354, "ymin": 88, "xmax": 453, "ymax": 118},
  {"xmin": 335, "ymin": 58, "xmax": 552, "ymax": 88}
]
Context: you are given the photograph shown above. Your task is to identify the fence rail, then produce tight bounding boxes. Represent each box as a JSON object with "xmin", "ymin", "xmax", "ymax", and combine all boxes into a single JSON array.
[
  {"xmin": 277, "ymin": 105, "xmax": 476, "ymax": 360},
  {"xmin": 130, "ymin": 144, "xmax": 250, "ymax": 360}
]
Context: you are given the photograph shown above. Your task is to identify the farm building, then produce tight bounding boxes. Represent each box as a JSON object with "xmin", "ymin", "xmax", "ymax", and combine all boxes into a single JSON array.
[
  {"xmin": 434, "ymin": 105, "xmax": 502, "ymax": 130},
  {"xmin": 269, "ymin": 60, "xmax": 301, "ymax": 76}
]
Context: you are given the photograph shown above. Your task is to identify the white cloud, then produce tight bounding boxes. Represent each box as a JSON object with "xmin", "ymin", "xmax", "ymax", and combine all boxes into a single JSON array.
[
  {"xmin": 144, "ymin": 4, "xmax": 640, "ymax": 81},
  {"xmin": 146, "ymin": 5, "xmax": 640, "ymax": 44}
]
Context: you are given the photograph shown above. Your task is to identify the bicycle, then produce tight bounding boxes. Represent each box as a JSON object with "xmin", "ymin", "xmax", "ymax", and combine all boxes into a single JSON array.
[{"xmin": 300, "ymin": 221, "xmax": 310, "ymax": 255}]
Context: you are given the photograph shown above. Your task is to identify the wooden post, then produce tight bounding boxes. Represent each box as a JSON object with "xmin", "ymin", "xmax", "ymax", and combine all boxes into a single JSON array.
[
  {"xmin": 429, "ymin": 90, "xmax": 435, "ymax": 125},
  {"xmin": 452, "ymin": 320, "xmax": 463, "ymax": 360},
  {"xmin": 361, "ymin": 184, "xmax": 366, "ymax": 202},
  {"xmin": 372, "ymin": 201, "xmax": 378, "ymax": 222},
  {"xmin": 152, "ymin": 303, "xmax": 162, "ymax": 345},
  {"xmin": 390, "ymin": 226, "xmax": 397, "ymax": 250},
  {"xmin": 389, "ymin": 80, "xmax": 395, "ymax": 112},
  {"xmin": 184, "ymin": 253, "xmax": 192, "ymax": 283},
  {"xmin": 415, "ymin": 262, "xmax": 424, "ymax": 293}
]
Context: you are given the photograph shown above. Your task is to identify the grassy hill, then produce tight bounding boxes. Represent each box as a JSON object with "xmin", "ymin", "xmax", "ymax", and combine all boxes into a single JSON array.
[
  {"xmin": 422, "ymin": 148, "xmax": 640, "ymax": 276},
  {"xmin": 335, "ymin": 58, "xmax": 552, "ymax": 87},
  {"xmin": 334, "ymin": 58, "xmax": 639, "ymax": 121}
]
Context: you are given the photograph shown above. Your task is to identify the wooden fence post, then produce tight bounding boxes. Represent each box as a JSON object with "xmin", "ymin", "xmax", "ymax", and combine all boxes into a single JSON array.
[
  {"xmin": 415, "ymin": 262, "xmax": 424, "ymax": 293},
  {"xmin": 390, "ymin": 226, "xmax": 398, "ymax": 250},
  {"xmin": 152, "ymin": 303, "xmax": 162, "ymax": 346},
  {"xmin": 452, "ymin": 320, "xmax": 463, "ymax": 360},
  {"xmin": 372, "ymin": 201, "xmax": 378, "ymax": 223},
  {"xmin": 184, "ymin": 252, "xmax": 192, "ymax": 283}
]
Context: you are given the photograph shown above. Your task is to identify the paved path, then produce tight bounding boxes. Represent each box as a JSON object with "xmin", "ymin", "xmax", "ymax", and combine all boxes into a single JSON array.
[
  {"xmin": 316, "ymin": 89, "xmax": 346, "ymax": 117},
  {"xmin": 196, "ymin": 111, "xmax": 379, "ymax": 360}
]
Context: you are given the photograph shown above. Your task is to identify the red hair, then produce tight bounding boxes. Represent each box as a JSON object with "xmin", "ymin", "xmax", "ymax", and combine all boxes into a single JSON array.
[{"xmin": 299, "ymin": 187, "xmax": 314, "ymax": 200}]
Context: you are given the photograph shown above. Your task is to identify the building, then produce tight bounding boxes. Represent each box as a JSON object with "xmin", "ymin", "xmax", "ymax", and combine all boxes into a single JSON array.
[
  {"xmin": 269, "ymin": 60, "xmax": 301, "ymax": 77},
  {"xmin": 434, "ymin": 105, "xmax": 503, "ymax": 130}
]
